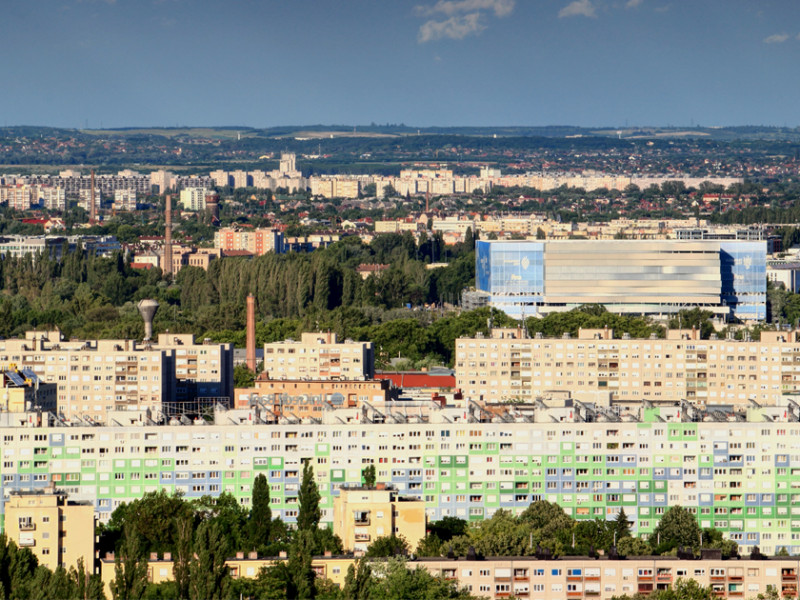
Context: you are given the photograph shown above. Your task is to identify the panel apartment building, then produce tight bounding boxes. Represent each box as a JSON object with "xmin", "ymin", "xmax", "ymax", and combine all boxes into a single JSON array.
[
  {"xmin": 472, "ymin": 240, "xmax": 766, "ymax": 321},
  {"xmin": 214, "ymin": 226, "xmax": 284, "ymax": 256},
  {"xmin": 2, "ymin": 403, "xmax": 800, "ymax": 557},
  {"xmin": 456, "ymin": 327, "xmax": 800, "ymax": 406},
  {"xmin": 263, "ymin": 332, "xmax": 374, "ymax": 380},
  {"xmin": 0, "ymin": 331, "xmax": 233, "ymax": 422}
]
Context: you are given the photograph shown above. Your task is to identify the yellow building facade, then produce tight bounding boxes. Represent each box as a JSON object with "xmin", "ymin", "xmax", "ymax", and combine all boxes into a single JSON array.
[
  {"xmin": 4, "ymin": 490, "xmax": 94, "ymax": 571},
  {"xmin": 333, "ymin": 485, "xmax": 426, "ymax": 553}
]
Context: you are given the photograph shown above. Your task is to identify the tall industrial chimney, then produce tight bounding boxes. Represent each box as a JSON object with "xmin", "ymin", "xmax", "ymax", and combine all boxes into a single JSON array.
[
  {"xmin": 90, "ymin": 169, "xmax": 97, "ymax": 225},
  {"xmin": 164, "ymin": 194, "xmax": 173, "ymax": 277},
  {"xmin": 137, "ymin": 299, "xmax": 159, "ymax": 341},
  {"xmin": 246, "ymin": 294, "xmax": 256, "ymax": 373}
]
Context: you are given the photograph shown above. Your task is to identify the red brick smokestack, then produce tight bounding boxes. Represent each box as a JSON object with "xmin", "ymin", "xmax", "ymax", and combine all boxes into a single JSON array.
[
  {"xmin": 164, "ymin": 194, "xmax": 173, "ymax": 277},
  {"xmin": 246, "ymin": 294, "xmax": 256, "ymax": 373},
  {"xmin": 90, "ymin": 169, "xmax": 96, "ymax": 225}
]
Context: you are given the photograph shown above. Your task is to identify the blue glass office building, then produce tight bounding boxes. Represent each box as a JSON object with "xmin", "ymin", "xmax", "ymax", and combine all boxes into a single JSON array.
[{"xmin": 475, "ymin": 240, "xmax": 766, "ymax": 321}]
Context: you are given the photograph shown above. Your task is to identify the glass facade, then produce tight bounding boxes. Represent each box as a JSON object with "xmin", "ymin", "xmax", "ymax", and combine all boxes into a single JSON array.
[
  {"xmin": 720, "ymin": 242, "xmax": 767, "ymax": 321},
  {"xmin": 476, "ymin": 240, "xmax": 767, "ymax": 321}
]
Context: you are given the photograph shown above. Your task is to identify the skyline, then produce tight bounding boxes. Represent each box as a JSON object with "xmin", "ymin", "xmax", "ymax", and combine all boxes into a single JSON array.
[{"xmin": 3, "ymin": 1, "xmax": 800, "ymax": 129}]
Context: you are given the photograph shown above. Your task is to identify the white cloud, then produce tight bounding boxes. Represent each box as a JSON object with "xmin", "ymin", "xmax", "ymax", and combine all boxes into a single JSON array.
[
  {"xmin": 418, "ymin": 13, "xmax": 486, "ymax": 42},
  {"xmin": 416, "ymin": 0, "xmax": 515, "ymax": 17},
  {"xmin": 763, "ymin": 32, "xmax": 790, "ymax": 44},
  {"xmin": 415, "ymin": 0, "xmax": 513, "ymax": 42},
  {"xmin": 625, "ymin": 0, "xmax": 643, "ymax": 8},
  {"xmin": 559, "ymin": 0, "xmax": 597, "ymax": 18}
]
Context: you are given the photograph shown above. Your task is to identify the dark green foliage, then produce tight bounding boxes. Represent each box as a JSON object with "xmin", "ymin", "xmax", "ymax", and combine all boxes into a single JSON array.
[
  {"xmin": 188, "ymin": 521, "xmax": 230, "ymax": 600},
  {"xmin": 650, "ymin": 506, "xmax": 702, "ymax": 554},
  {"xmin": 667, "ymin": 308, "xmax": 715, "ymax": 339},
  {"xmin": 297, "ymin": 460, "xmax": 321, "ymax": 533},
  {"xmin": 525, "ymin": 304, "xmax": 664, "ymax": 341},
  {"xmin": 428, "ymin": 517, "xmax": 468, "ymax": 542},
  {"xmin": 343, "ymin": 557, "xmax": 480, "ymax": 600},
  {"xmin": 172, "ymin": 515, "xmax": 192, "ymax": 600},
  {"xmin": 110, "ymin": 524, "xmax": 148, "ymax": 600},
  {"xmin": 343, "ymin": 561, "xmax": 372, "ymax": 600},
  {"xmin": 364, "ymin": 535, "xmax": 410, "ymax": 558},
  {"xmin": 233, "ymin": 363, "xmax": 256, "ymax": 388},
  {"xmin": 250, "ymin": 474, "xmax": 272, "ymax": 551},
  {"xmin": 99, "ymin": 490, "xmax": 192, "ymax": 557},
  {"xmin": 613, "ymin": 508, "xmax": 631, "ymax": 543}
]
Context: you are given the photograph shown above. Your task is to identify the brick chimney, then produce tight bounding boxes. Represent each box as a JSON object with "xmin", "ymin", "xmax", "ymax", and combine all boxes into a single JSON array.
[{"xmin": 246, "ymin": 294, "xmax": 256, "ymax": 372}]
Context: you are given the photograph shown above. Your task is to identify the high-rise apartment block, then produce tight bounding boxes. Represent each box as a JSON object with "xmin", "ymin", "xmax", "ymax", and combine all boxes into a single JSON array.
[
  {"xmin": 0, "ymin": 404, "xmax": 799, "ymax": 556},
  {"xmin": 0, "ymin": 332, "xmax": 173, "ymax": 422},
  {"xmin": 214, "ymin": 226, "xmax": 284, "ymax": 256},
  {"xmin": 456, "ymin": 327, "xmax": 800, "ymax": 406},
  {"xmin": 0, "ymin": 331, "xmax": 233, "ymax": 423},
  {"xmin": 112, "ymin": 189, "xmax": 137, "ymax": 211},
  {"xmin": 263, "ymin": 332, "xmax": 374, "ymax": 380},
  {"xmin": 152, "ymin": 333, "xmax": 234, "ymax": 403},
  {"xmin": 473, "ymin": 240, "xmax": 766, "ymax": 321},
  {"xmin": 179, "ymin": 187, "xmax": 211, "ymax": 211}
]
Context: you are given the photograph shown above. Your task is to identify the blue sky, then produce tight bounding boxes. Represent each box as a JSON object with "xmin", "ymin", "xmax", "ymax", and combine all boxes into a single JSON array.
[{"xmin": 3, "ymin": 0, "xmax": 799, "ymax": 128}]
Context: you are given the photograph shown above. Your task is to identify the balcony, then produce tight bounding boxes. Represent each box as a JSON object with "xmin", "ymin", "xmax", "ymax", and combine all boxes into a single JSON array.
[{"xmin": 18, "ymin": 522, "xmax": 35, "ymax": 531}]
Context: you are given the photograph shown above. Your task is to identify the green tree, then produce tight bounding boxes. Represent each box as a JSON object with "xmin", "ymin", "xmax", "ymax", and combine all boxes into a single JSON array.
[
  {"xmin": 667, "ymin": 308, "xmax": 715, "ymax": 339},
  {"xmin": 188, "ymin": 521, "xmax": 230, "ymax": 600},
  {"xmin": 428, "ymin": 517, "xmax": 468, "ymax": 542},
  {"xmin": 172, "ymin": 515, "xmax": 193, "ymax": 600},
  {"xmin": 233, "ymin": 363, "xmax": 256, "ymax": 388},
  {"xmin": 110, "ymin": 524, "xmax": 148, "ymax": 600},
  {"xmin": 101, "ymin": 490, "xmax": 191, "ymax": 557},
  {"xmin": 415, "ymin": 534, "xmax": 444, "ymax": 557},
  {"xmin": 250, "ymin": 473, "xmax": 272, "ymax": 550},
  {"xmin": 70, "ymin": 557, "xmax": 107, "ymax": 600},
  {"xmin": 519, "ymin": 500, "xmax": 573, "ymax": 538},
  {"xmin": 613, "ymin": 508, "xmax": 631, "ymax": 543},
  {"xmin": 297, "ymin": 460, "xmax": 321, "ymax": 532},
  {"xmin": 343, "ymin": 561, "xmax": 372, "ymax": 600},
  {"xmin": 364, "ymin": 535, "xmax": 410, "ymax": 558},
  {"xmin": 367, "ymin": 558, "xmax": 477, "ymax": 599},
  {"xmin": 616, "ymin": 536, "xmax": 650, "ymax": 557},
  {"xmin": 650, "ymin": 506, "xmax": 701, "ymax": 553},
  {"xmin": 361, "ymin": 464, "xmax": 376, "ymax": 488}
]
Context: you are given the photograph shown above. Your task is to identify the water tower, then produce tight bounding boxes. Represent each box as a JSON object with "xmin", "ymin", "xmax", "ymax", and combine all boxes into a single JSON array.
[
  {"xmin": 137, "ymin": 299, "xmax": 159, "ymax": 341},
  {"xmin": 206, "ymin": 193, "xmax": 220, "ymax": 225}
]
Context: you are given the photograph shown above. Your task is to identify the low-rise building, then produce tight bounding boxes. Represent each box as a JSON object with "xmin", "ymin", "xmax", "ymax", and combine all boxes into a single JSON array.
[
  {"xmin": 333, "ymin": 484, "xmax": 426, "ymax": 553},
  {"xmin": 99, "ymin": 553, "xmax": 355, "ymax": 598},
  {"xmin": 4, "ymin": 490, "xmax": 94, "ymax": 571},
  {"xmin": 234, "ymin": 377, "xmax": 395, "ymax": 417}
]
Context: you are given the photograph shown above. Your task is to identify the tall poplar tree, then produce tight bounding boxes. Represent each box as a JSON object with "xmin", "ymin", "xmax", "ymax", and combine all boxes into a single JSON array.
[
  {"xmin": 297, "ymin": 459, "xmax": 321, "ymax": 533},
  {"xmin": 250, "ymin": 473, "xmax": 272, "ymax": 549}
]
